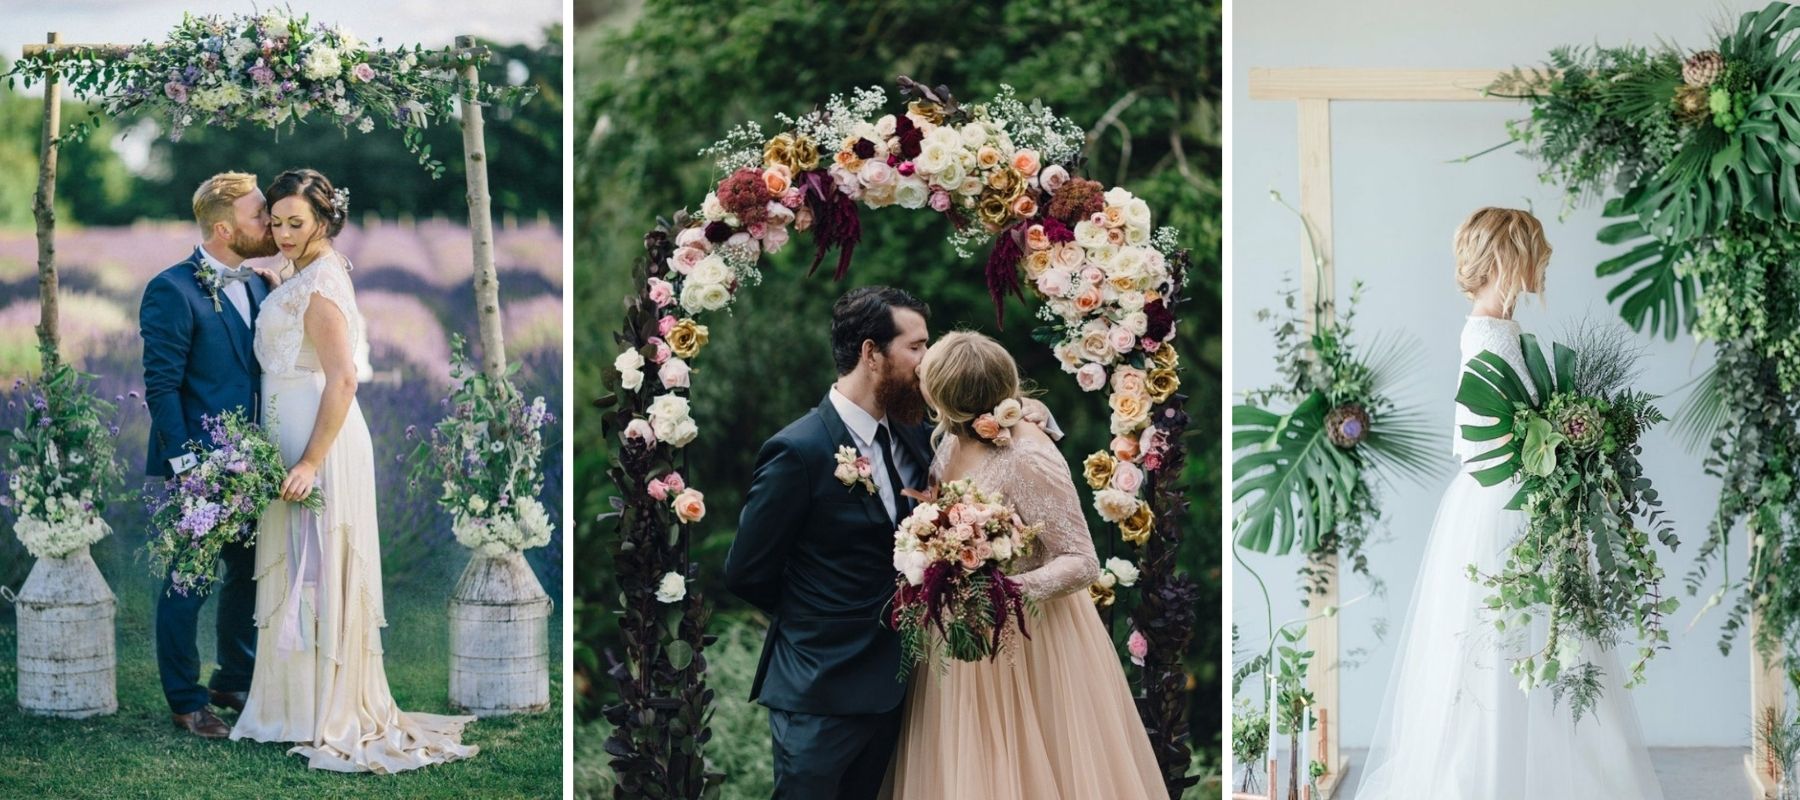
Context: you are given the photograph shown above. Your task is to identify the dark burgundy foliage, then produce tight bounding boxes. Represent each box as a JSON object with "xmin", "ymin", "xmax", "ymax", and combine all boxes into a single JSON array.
[
  {"xmin": 800, "ymin": 170, "xmax": 862, "ymax": 280},
  {"xmin": 983, "ymin": 222, "xmax": 1027, "ymax": 328},
  {"xmin": 1039, "ymin": 215, "xmax": 1075, "ymax": 244}
]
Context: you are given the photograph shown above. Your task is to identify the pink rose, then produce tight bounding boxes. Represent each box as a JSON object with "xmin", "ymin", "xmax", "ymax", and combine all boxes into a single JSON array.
[
  {"xmin": 727, "ymin": 232, "xmax": 753, "ymax": 250},
  {"xmin": 896, "ymin": 161, "xmax": 916, "ymax": 177},
  {"xmin": 1143, "ymin": 452, "xmax": 1163, "ymax": 472},
  {"xmin": 1089, "ymin": 211, "xmax": 1109, "ymax": 228},
  {"xmin": 165, "ymin": 81, "xmax": 188, "ymax": 104},
  {"xmin": 1039, "ymin": 164, "xmax": 1070, "ymax": 193},
  {"xmin": 673, "ymin": 488, "xmax": 706, "ymax": 523},
  {"xmin": 1139, "ymin": 425, "xmax": 1169, "ymax": 459},
  {"xmin": 646, "ymin": 478, "xmax": 669, "ymax": 502},
  {"xmin": 765, "ymin": 201, "xmax": 796, "ymax": 227},
  {"xmin": 974, "ymin": 540, "xmax": 994, "ymax": 562},
  {"xmin": 1075, "ymin": 363, "xmax": 1107, "ymax": 392},
  {"xmin": 1052, "ymin": 243, "xmax": 1085, "ymax": 271},
  {"xmin": 352, "ymin": 62, "xmax": 376, "ymax": 82},
  {"xmin": 1080, "ymin": 266, "xmax": 1105, "ymax": 285},
  {"xmin": 1025, "ymin": 224, "xmax": 1050, "ymax": 251},
  {"xmin": 855, "ymin": 456, "xmax": 873, "ymax": 478},
  {"xmin": 858, "ymin": 159, "xmax": 897, "ymax": 188},
  {"xmin": 1010, "ymin": 195, "xmax": 1039, "ymax": 218},
  {"xmin": 972, "ymin": 415, "xmax": 1002, "ymax": 439},
  {"xmin": 658, "ymin": 315, "xmax": 677, "ymax": 336},
  {"xmin": 763, "ymin": 225, "xmax": 790, "ymax": 253},
  {"xmin": 958, "ymin": 547, "xmax": 982, "ymax": 571},
  {"xmin": 669, "ymin": 246, "xmax": 706, "ymax": 275},
  {"xmin": 928, "ymin": 190, "xmax": 952, "ymax": 213},
  {"xmin": 1111, "ymin": 434, "xmax": 1140, "ymax": 462},
  {"xmin": 747, "ymin": 222, "xmax": 767, "ymax": 239},
  {"xmin": 663, "ymin": 472, "xmax": 687, "ymax": 493},
  {"xmin": 794, "ymin": 205, "xmax": 815, "ymax": 231},
  {"xmin": 647, "ymin": 277, "xmax": 674, "ymax": 309},
  {"xmin": 1107, "ymin": 227, "xmax": 1127, "ymax": 246},
  {"xmin": 1141, "ymin": 336, "xmax": 1162, "ymax": 352},
  {"xmin": 780, "ymin": 187, "xmax": 804, "ymax": 208},
  {"xmin": 646, "ymin": 337, "xmax": 672, "ymax": 364},
  {"xmin": 1127, "ymin": 629, "xmax": 1148, "ymax": 666},
  {"xmin": 992, "ymin": 430, "xmax": 1013, "ymax": 447},
  {"xmin": 1110, "ymin": 461, "xmax": 1144, "ymax": 493},
  {"xmin": 1108, "ymin": 325, "xmax": 1137, "ymax": 354},
  {"xmin": 1036, "ymin": 268, "xmax": 1072, "ymax": 299},
  {"xmin": 624, "ymin": 419, "xmax": 657, "ymax": 446},
  {"xmin": 1011, "ymin": 148, "xmax": 1041, "ymax": 177},
  {"xmin": 659, "ymin": 358, "xmax": 691, "ymax": 389},
  {"xmin": 1073, "ymin": 286, "xmax": 1104, "ymax": 314},
  {"xmin": 674, "ymin": 226, "xmax": 709, "ymax": 249}
]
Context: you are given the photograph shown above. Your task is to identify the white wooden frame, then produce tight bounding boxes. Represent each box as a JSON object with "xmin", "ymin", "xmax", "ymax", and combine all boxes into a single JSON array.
[{"xmin": 1247, "ymin": 66, "xmax": 1782, "ymax": 799}]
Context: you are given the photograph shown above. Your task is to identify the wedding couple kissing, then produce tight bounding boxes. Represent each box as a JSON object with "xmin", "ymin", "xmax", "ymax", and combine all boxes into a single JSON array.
[
  {"xmin": 724, "ymin": 287, "xmax": 1168, "ymax": 799},
  {"xmin": 142, "ymin": 169, "xmax": 474, "ymax": 773}
]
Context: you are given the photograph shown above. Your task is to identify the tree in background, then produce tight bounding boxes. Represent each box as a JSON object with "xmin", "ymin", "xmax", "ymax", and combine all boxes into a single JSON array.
[{"xmin": 571, "ymin": 0, "xmax": 1223, "ymax": 778}]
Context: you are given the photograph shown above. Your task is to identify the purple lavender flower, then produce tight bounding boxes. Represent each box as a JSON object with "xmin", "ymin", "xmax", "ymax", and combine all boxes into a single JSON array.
[
  {"xmin": 36, "ymin": 417, "xmax": 50, "ymax": 428},
  {"xmin": 176, "ymin": 500, "xmax": 225, "ymax": 540}
]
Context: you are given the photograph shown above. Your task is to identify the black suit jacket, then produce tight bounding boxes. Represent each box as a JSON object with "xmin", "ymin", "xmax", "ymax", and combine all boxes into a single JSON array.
[{"xmin": 724, "ymin": 393, "xmax": 932, "ymax": 716}]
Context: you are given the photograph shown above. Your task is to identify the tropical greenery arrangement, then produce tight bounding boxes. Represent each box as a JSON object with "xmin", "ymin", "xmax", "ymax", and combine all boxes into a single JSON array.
[
  {"xmin": 1454, "ymin": 324, "xmax": 1678, "ymax": 720},
  {"xmin": 1491, "ymin": 0, "xmax": 1800, "ymax": 660}
]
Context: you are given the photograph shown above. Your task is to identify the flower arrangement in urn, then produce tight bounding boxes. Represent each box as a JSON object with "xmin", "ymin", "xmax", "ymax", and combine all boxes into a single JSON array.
[{"xmin": 1, "ymin": 350, "xmax": 123, "ymax": 560}]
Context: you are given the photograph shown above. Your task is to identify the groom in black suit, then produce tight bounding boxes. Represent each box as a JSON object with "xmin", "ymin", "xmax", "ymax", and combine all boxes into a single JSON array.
[
  {"xmin": 725, "ymin": 286, "xmax": 933, "ymax": 800},
  {"xmin": 140, "ymin": 172, "xmax": 278, "ymax": 739}
]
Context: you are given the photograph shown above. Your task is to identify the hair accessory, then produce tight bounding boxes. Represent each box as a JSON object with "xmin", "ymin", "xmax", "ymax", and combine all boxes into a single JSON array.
[
  {"xmin": 972, "ymin": 397, "xmax": 1026, "ymax": 447},
  {"xmin": 330, "ymin": 186, "xmax": 350, "ymax": 219}
]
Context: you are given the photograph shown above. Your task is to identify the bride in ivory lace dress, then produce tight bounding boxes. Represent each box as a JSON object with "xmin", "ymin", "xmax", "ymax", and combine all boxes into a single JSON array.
[
  {"xmin": 227, "ymin": 169, "xmax": 477, "ymax": 773},
  {"xmin": 887, "ymin": 331, "xmax": 1166, "ymax": 799}
]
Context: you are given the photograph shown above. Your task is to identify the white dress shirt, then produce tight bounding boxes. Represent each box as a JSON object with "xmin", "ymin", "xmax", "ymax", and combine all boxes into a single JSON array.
[
  {"xmin": 198, "ymin": 244, "xmax": 253, "ymax": 327},
  {"xmin": 829, "ymin": 387, "xmax": 921, "ymax": 523}
]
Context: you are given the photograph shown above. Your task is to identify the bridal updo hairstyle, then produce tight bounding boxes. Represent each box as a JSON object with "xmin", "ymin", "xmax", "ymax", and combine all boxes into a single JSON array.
[
  {"xmin": 920, "ymin": 331, "xmax": 1027, "ymax": 448},
  {"xmin": 266, "ymin": 168, "xmax": 346, "ymax": 241},
  {"xmin": 1453, "ymin": 207, "xmax": 1552, "ymax": 314}
]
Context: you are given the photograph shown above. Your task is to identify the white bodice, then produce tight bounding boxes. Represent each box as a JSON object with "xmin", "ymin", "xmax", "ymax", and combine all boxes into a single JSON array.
[
  {"xmin": 1453, "ymin": 315, "xmax": 1534, "ymax": 465},
  {"xmin": 253, "ymin": 250, "xmax": 367, "ymax": 378}
]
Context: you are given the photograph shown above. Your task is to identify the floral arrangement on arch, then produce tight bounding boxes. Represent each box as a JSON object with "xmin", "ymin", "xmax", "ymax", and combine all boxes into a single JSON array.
[
  {"xmin": 1489, "ymin": 0, "xmax": 1800, "ymax": 660},
  {"xmin": 4, "ymin": 9, "xmax": 534, "ymax": 177},
  {"xmin": 411, "ymin": 335, "xmax": 556, "ymax": 556},
  {"xmin": 1, "ymin": 347, "xmax": 123, "ymax": 561},
  {"xmin": 597, "ymin": 77, "xmax": 1198, "ymax": 798}
]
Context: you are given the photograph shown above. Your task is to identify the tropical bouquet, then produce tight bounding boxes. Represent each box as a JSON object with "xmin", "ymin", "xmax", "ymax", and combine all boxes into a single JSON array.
[
  {"xmin": 4, "ymin": 9, "xmax": 534, "ymax": 177},
  {"xmin": 147, "ymin": 408, "xmax": 318, "ymax": 596},
  {"xmin": 1491, "ymin": 2, "xmax": 1800, "ymax": 659},
  {"xmin": 412, "ymin": 335, "xmax": 556, "ymax": 556},
  {"xmin": 1232, "ymin": 268, "xmax": 1435, "ymax": 596},
  {"xmin": 1, "ymin": 352, "xmax": 123, "ymax": 560},
  {"xmin": 889, "ymin": 478, "xmax": 1041, "ymax": 679},
  {"xmin": 1454, "ymin": 323, "xmax": 1678, "ymax": 719}
]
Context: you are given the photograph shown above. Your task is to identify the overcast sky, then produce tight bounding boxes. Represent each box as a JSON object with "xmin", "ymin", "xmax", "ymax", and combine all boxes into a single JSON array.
[{"xmin": 1, "ymin": 0, "xmax": 561, "ymax": 56}]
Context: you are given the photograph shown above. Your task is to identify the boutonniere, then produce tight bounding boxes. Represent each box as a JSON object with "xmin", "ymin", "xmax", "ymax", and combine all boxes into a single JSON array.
[
  {"xmin": 833, "ymin": 445, "xmax": 877, "ymax": 495},
  {"xmin": 193, "ymin": 259, "xmax": 226, "ymax": 312}
]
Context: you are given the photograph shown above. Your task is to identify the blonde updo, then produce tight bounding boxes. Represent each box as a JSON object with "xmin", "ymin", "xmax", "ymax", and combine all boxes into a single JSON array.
[
  {"xmin": 919, "ymin": 331, "xmax": 1023, "ymax": 448},
  {"xmin": 1453, "ymin": 207, "xmax": 1551, "ymax": 314}
]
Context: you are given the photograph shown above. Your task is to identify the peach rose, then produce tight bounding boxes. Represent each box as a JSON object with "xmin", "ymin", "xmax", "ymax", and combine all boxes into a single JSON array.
[
  {"xmin": 1111, "ymin": 367, "xmax": 1148, "ymax": 397},
  {"xmin": 1010, "ymin": 195, "xmax": 1039, "ymax": 218},
  {"xmin": 673, "ymin": 488, "xmax": 706, "ymax": 523},
  {"xmin": 977, "ymin": 145, "xmax": 1003, "ymax": 168},
  {"xmin": 1107, "ymin": 227, "xmax": 1127, "ymax": 246},
  {"xmin": 972, "ymin": 414, "xmax": 1002, "ymax": 439},
  {"xmin": 1073, "ymin": 286, "xmax": 1104, "ymax": 314},
  {"xmin": 1111, "ymin": 434, "xmax": 1141, "ymax": 462},
  {"xmin": 1024, "ymin": 249, "xmax": 1053, "ymax": 278},
  {"xmin": 763, "ymin": 165, "xmax": 792, "ymax": 195},
  {"xmin": 1103, "ymin": 206, "xmax": 1126, "ymax": 228},
  {"xmin": 1011, "ymin": 148, "xmax": 1041, "ymax": 177},
  {"xmin": 1052, "ymin": 243, "xmax": 1085, "ymax": 271},
  {"xmin": 1025, "ymin": 223, "xmax": 1051, "ymax": 251}
]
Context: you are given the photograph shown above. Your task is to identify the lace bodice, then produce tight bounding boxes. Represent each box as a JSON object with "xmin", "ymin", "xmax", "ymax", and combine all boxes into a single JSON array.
[
  {"xmin": 1453, "ymin": 316, "xmax": 1533, "ymax": 465},
  {"xmin": 930, "ymin": 401, "xmax": 1101, "ymax": 601},
  {"xmin": 253, "ymin": 251, "xmax": 367, "ymax": 378}
]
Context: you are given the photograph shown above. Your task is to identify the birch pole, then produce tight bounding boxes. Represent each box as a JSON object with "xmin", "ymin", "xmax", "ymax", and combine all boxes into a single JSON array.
[
  {"xmin": 455, "ymin": 35, "xmax": 507, "ymax": 379},
  {"xmin": 32, "ymin": 32, "xmax": 62, "ymax": 365}
]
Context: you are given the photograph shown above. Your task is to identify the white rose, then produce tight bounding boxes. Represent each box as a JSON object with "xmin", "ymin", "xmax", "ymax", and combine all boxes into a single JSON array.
[
  {"xmin": 1074, "ymin": 220, "xmax": 1111, "ymax": 249},
  {"xmin": 1125, "ymin": 198, "xmax": 1152, "ymax": 231},
  {"xmin": 1097, "ymin": 571, "xmax": 1118, "ymax": 589},
  {"xmin": 701, "ymin": 192, "xmax": 727, "ymax": 222},
  {"xmin": 1125, "ymin": 225, "xmax": 1150, "ymax": 246},
  {"xmin": 924, "ymin": 125, "xmax": 963, "ymax": 150},
  {"xmin": 994, "ymin": 398, "xmax": 1024, "ymax": 426},
  {"xmin": 302, "ymin": 46, "xmax": 342, "ymax": 80},
  {"xmin": 1054, "ymin": 341, "xmax": 1082, "ymax": 374},
  {"xmin": 1122, "ymin": 311, "xmax": 1150, "ymax": 336},
  {"xmin": 894, "ymin": 177, "xmax": 931, "ymax": 210},
  {"xmin": 666, "ymin": 417, "xmax": 699, "ymax": 448},
  {"xmin": 1105, "ymin": 557, "xmax": 1140, "ymax": 587},
  {"xmin": 680, "ymin": 281, "xmax": 732, "ymax": 313},
  {"xmin": 1104, "ymin": 186, "xmax": 1136, "ymax": 209},
  {"xmin": 1093, "ymin": 489, "xmax": 1140, "ymax": 524},
  {"xmin": 990, "ymin": 535, "xmax": 1014, "ymax": 562},
  {"xmin": 915, "ymin": 141, "xmax": 953, "ymax": 175},
  {"xmin": 689, "ymin": 255, "xmax": 732, "ymax": 287},
  {"xmin": 1117, "ymin": 290, "xmax": 1147, "ymax": 312},
  {"xmin": 863, "ymin": 180, "xmax": 898, "ymax": 208},
  {"xmin": 647, "ymin": 394, "xmax": 691, "ymax": 430},
  {"xmin": 655, "ymin": 571, "xmax": 688, "ymax": 603},
  {"xmin": 933, "ymin": 159, "xmax": 966, "ymax": 191}
]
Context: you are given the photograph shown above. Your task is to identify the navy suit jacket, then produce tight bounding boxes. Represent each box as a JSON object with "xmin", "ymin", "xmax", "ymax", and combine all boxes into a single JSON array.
[
  {"xmin": 139, "ymin": 247, "xmax": 270, "ymax": 478},
  {"xmin": 724, "ymin": 394, "xmax": 932, "ymax": 716}
]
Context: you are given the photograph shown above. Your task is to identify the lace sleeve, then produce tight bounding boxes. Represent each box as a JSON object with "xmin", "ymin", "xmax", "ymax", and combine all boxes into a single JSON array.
[
  {"xmin": 303, "ymin": 260, "xmax": 364, "ymax": 359},
  {"xmin": 1000, "ymin": 438, "xmax": 1101, "ymax": 601}
]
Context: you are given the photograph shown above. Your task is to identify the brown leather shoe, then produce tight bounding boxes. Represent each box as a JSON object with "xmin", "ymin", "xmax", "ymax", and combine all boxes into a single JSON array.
[
  {"xmin": 209, "ymin": 689, "xmax": 247, "ymax": 713},
  {"xmin": 171, "ymin": 708, "xmax": 230, "ymax": 739}
]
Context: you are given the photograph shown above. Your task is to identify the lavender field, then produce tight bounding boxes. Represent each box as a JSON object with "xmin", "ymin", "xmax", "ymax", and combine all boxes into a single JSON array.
[{"xmin": 0, "ymin": 219, "xmax": 565, "ymax": 593}]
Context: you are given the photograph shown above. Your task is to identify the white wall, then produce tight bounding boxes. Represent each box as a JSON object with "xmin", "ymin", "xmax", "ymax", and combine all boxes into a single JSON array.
[{"xmin": 1232, "ymin": 0, "xmax": 1765, "ymax": 748}]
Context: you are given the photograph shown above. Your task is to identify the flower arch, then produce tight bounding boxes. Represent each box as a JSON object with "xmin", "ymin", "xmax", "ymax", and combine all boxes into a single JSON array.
[{"xmin": 596, "ymin": 77, "xmax": 1199, "ymax": 797}]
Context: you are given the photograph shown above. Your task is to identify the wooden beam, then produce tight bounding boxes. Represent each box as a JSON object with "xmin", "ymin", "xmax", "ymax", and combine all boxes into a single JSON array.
[
  {"xmin": 1249, "ymin": 68, "xmax": 1520, "ymax": 102},
  {"xmin": 18, "ymin": 42, "xmax": 488, "ymax": 68}
]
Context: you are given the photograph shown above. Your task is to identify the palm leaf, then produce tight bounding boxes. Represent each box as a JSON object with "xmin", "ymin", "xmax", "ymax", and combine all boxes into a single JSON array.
[
  {"xmin": 1232, "ymin": 392, "xmax": 1357, "ymax": 556},
  {"xmin": 1671, "ymin": 360, "xmax": 1727, "ymax": 453}
]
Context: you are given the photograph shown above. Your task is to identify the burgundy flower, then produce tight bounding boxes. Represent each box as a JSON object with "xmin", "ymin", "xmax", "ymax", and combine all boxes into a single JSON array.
[
  {"xmin": 1039, "ymin": 216, "xmax": 1075, "ymax": 243},
  {"xmin": 716, "ymin": 167, "xmax": 772, "ymax": 225},
  {"xmin": 894, "ymin": 114, "xmax": 923, "ymax": 160},
  {"xmin": 852, "ymin": 138, "xmax": 876, "ymax": 159},
  {"xmin": 1144, "ymin": 298, "xmax": 1174, "ymax": 342},
  {"xmin": 704, "ymin": 221, "xmax": 733, "ymax": 243}
]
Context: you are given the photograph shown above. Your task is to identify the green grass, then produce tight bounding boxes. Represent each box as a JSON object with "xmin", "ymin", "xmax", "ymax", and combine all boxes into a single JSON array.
[{"xmin": 0, "ymin": 537, "xmax": 562, "ymax": 799}]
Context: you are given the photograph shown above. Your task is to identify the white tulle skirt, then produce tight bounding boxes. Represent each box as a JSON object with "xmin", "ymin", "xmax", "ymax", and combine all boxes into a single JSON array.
[{"xmin": 1354, "ymin": 470, "xmax": 1664, "ymax": 799}]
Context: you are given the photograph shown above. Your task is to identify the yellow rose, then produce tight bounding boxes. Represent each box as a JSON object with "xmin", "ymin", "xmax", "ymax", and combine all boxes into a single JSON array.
[
  {"xmin": 1088, "ymin": 582, "xmax": 1116, "ymax": 607},
  {"xmin": 1119, "ymin": 503, "xmax": 1155, "ymax": 546},
  {"xmin": 667, "ymin": 319, "xmax": 710, "ymax": 359},
  {"xmin": 907, "ymin": 100, "xmax": 944, "ymax": 124},
  {"xmin": 1147, "ymin": 368, "xmax": 1180, "ymax": 403},
  {"xmin": 1082, "ymin": 451, "xmax": 1118, "ymax": 490},
  {"xmin": 1152, "ymin": 343, "xmax": 1179, "ymax": 370},
  {"xmin": 764, "ymin": 133, "xmax": 820, "ymax": 174}
]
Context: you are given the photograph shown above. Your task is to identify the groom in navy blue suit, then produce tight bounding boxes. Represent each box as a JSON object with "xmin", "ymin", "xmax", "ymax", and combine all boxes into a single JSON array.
[
  {"xmin": 725, "ymin": 286, "xmax": 934, "ymax": 800},
  {"xmin": 139, "ymin": 172, "xmax": 279, "ymax": 739}
]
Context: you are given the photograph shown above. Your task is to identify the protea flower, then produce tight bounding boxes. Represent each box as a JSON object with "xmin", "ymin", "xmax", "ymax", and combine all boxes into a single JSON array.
[
  {"xmin": 1555, "ymin": 401, "xmax": 1605, "ymax": 453},
  {"xmin": 1683, "ymin": 50, "xmax": 1724, "ymax": 88},
  {"xmin": 1325, "ymin": 403, "xmax": 1371, "ymax": 448}
]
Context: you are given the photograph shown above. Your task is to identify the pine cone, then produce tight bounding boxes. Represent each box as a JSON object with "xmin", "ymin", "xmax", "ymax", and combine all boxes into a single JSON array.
[
  {"xmin": 1684, "ymin": 50, "xmax": 1724, "ymax": 88},
  {"xmin": 1325, "ymin": 403, "xmax": 1371, "ymax": 448},
  {"xmin": 1673, "ymin": 84, "xmax": 1711, "ymax": 123}
]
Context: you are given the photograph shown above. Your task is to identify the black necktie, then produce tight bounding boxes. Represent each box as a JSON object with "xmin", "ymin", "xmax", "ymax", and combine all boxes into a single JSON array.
[{"xmin": 874, "ymin": 425, "xmax": 908, "ymax": 523}]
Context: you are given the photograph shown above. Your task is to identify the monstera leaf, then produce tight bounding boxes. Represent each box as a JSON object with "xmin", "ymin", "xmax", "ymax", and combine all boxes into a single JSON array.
[
  {"xmin": 1455, "ymin": 333, "xmax": 1576, "ymax": 508},
  {"xmin": 1232, "ymin": 391, "xmax": 1358, "ymax": 556}
]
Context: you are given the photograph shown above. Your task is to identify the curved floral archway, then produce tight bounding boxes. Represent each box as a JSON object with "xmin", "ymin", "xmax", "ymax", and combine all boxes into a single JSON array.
[{"xmin": 595, "ymin": 77, "xmax": 1198, "ymax": 797}]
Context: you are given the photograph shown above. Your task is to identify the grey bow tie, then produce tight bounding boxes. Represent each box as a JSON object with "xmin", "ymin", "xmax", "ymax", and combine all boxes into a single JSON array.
[{"xmin": 216, "ymin": 264, "xmax": 255, "ymax": 286}]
